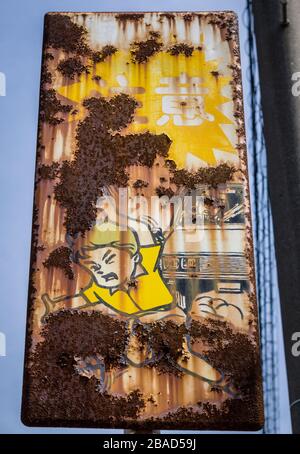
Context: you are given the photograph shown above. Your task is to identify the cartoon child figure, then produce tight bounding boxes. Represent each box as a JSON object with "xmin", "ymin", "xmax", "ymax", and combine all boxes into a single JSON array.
[
  {"xmin": 42, "ymin": 219, "xmax": 173, "ymax": 316},
  {"xmin": 42, "ymin": 219, "xmax": 234, "ymax": 396},
  {"xmin": 79, "ymin": 220, "xmax": 174, "ymax": 315}
]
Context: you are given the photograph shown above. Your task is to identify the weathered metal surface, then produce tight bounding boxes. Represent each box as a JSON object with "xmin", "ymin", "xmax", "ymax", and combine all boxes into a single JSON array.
[{"xmin": 22, "ymin": 11, "xmax": 264, "ymax": 430}]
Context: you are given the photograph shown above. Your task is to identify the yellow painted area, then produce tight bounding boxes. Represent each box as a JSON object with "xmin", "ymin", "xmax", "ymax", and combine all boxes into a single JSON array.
[
  {"xmin": 82, "ymin": 244, "xmax": 173, "ymax": 315},
  {"xmin": 57, "ymin": 47, "xmax": 235, "ymax": 166}
]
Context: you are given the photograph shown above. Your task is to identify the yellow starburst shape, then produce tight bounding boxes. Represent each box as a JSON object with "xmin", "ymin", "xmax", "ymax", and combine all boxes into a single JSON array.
[{"xmin": 57, "ymin": 48, "xmax": 236, "ymax": 167}]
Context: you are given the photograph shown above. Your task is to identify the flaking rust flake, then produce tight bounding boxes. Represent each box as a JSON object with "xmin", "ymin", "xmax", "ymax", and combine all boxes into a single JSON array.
[{"xmin": 22, "ymin": 11, "xmax": 264, "ymax": 430}]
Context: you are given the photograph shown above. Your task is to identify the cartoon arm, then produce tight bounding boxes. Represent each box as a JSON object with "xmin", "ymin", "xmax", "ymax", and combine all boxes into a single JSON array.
[
  {"xmin": 126, "ymin": 215, "xmax": 168, "ymax": 247},
  {"xmin": 126, "ymin": 216, "xmax": 158, "ymax": 246},
  {"xmin": 41, "ymin": 290, "xmax": 100, "ymax": 322},
  {"xmin": 139, "ymin": 215, "xmax": 165, "ymax": 244}
]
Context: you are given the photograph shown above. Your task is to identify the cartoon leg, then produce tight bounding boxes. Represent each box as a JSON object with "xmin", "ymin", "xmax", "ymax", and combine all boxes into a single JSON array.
[
  {"xmin": 149, "ymin": 307, "xmax": 237, "ymax": 395},
  {"xmin": 176, "ymin": 334, "xmax": 223, "ymax": 383},
  {"xmin": 176, "ymin": 334, "xmax": 238, "ymax": 397},
  {"xmin": 41, "ymin": 292, "xmax": 99, "ymax": 322},
  {"xmin": 125, "ymin": 317, "xmax": 154, "ymax": 367},
  {"xmin": 74, "ymin": 353, "xmax": 126, "ymax": 393}
]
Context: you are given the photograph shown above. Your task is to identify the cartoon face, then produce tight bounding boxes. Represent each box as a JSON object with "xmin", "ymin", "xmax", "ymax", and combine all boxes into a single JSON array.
[{"xmin": 80, "ymin": 246, "xmax": 138, "ymax": 289}]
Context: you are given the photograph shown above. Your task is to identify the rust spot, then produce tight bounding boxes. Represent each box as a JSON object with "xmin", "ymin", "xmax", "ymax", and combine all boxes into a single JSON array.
[
  {"xmin": 44, "ymin": 52, "xmax": 54, "ymax": 61},
  {"xmin": 57, "ymin": 57, "xmax": 90, "ymax": 79},
  {"xmin": 57, "ymin": 352, "xmax": 75, "ymax": 369},
  {"xmin": 44, "ymin": 14, "xmax": 90, "ymax": 55},
  {"xmin": 155, "ymin": 186, "xmax": 175, "ymax": 198},
  {"xmin": 165, "ymin": 159, "xmax": 177, "ymax": 171},
  {"xmin": 211, "ymin": 70, "xmax": 220, "ymax": 78},
  {"xmin": 92, "ymin": 75, "xmax": 102, "ymax": 82},
  {"xmin": 91, "ymin": 45, "xmax": 117, "ymax": 63},
  {"xmin": 127, "ymin": 279, "xmax": 138, "ymax": 289},
  {"xmin": 39, "ymin": 88, "xmax": 72, "ymax": 125},
  {"xmin": 135, "ymin": 320, "xmax": 187, "ymax": 376},
  {"xmin": 40, "ymin": 39, "xmax": 73, "ymax": 126},
  {"xmin": 25, "ymin": 205, "xmax": 39, "ymax": 352},
  {"xmin": 171, "ymin": 163, "xmax": 236, "ymax": 190},
  {"xmin": 43, "ymin": 246, "xmax": 74, "ymax": 279},
  {"xmin": 183, "ymin": 14, "xmax": 193, "ymax": 22},
  {"xmin": 159, "ymin": 13, "xmax": 175, "ymax": 20},
  {"xmin": 208, "ymin": 12, "xmax": 238, "ymax": 42},
  {"xmin": 204, "ymin": 197, "xmax": 214, "ymax": 207},
  {"xmin": 158, "ymin": 398, "xmax": 263, "ymax": 431},
  {"xmin": 130, "ymin": 33, "xmax": 163, "ymax": 63},
  {"xmin": 210, "ymin": 386, "xmax": 223, "ymax": 393},
  {"xmin": 167, "ymin": 43, "xmax": 194, "ymax": 57},
  {"xmin": 133, "ymin": 179, "xmax": 149, "ymax": 189},
  {"xmin": 38, "ymin": 162, "xmax": 60, "ymax": 180},
  {"xmin": 115, "ymin": 13, "xmax": 144, "ymax": 21}
]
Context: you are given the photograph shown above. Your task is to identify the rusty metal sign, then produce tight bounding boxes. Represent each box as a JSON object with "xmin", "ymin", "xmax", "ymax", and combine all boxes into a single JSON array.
[{"xmin": 22, "ymin": 12, "xmax": 264, "ymax": 430}]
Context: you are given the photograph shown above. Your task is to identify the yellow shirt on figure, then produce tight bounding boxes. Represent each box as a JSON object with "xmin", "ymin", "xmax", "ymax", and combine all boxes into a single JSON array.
[{"xmin": 81, "ymin": 244, "xmax": 173, "ymax": 315}]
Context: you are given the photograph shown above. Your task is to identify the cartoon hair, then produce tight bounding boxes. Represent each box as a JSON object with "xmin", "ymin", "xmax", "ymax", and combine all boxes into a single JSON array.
[{"xmin": 80, "ymin": 221, "xmax": 139, "ymax": 258}]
